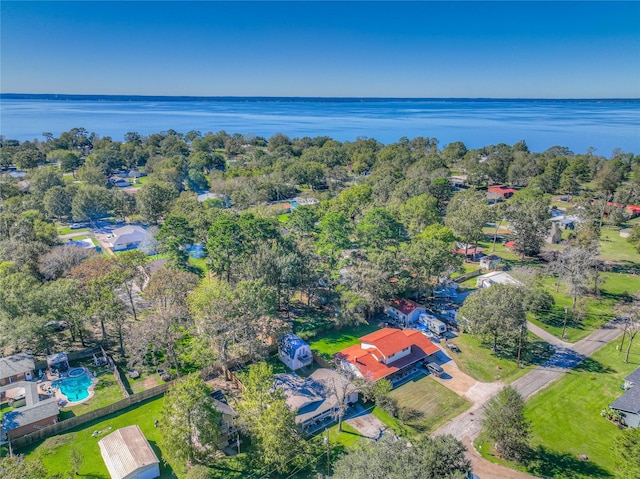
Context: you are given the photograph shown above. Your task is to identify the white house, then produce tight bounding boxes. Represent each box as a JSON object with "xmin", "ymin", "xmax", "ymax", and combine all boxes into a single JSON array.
[
  {"xmin": 98, "ymin": 425, "xmax": 160, "ymax": 479},
  {"xmin": 108, "ymin": 226, "xmax": 150, "ymax": 252},
  {"xmin": 278, "ymin": 334, "xmax": 313, "ymax": 370},
  {"xmin": 476, "ymin": 271, "xmax": 522, "ymax": 289},
  {"xmin": 384, "ymin": 298, "xmax": 426, "ymax": 326},
  {"xmin": 479, "ymin": 254, "xmax": 503, "ymax": 271}
]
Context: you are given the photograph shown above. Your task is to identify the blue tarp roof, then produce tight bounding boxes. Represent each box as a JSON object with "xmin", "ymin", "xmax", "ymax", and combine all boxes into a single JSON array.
[{"xmin": 279, "ymin": 334, "xmax": 309, "ymax": 359}]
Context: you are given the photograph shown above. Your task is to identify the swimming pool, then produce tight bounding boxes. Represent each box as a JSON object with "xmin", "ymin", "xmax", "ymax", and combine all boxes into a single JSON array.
[{"xmin": 52, "ymin": 370, "xmax": 93, "ymax": 402}]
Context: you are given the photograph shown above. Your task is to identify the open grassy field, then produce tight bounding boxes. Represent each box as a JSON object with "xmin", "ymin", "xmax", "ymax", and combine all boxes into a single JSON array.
[
  {"xmin": 599, "ymin": 227, "xmax": 639, "ymax": 263},
  {"xmin": 387, "ymin": 373, "xmax": 471, "ymax": 436},
  {"xmin": 308, "ymin": 322, "xmax": 381, "ymax": 360},
  {"xmin": 477, "ymin": 336, "xmax": 640, "ymax": 479},
  {"xmin": 531, "ymin": 273, "xmax": 638, "ymax": 343},
  {"xmin": 446, "ymin": 332, "xmax": 553, "ymax": 383}
]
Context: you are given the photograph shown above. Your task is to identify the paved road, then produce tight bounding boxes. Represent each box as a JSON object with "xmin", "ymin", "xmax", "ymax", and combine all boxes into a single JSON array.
[
  {"xmin": 526, "ymin": 321, "xmax": 572, "ymax": 348},
  {"xmin": 433, "ymin": 320, "xmax": 624, "ymax": 478}
]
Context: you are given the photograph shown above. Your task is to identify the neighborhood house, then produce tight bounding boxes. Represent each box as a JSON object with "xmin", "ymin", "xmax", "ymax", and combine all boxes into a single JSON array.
[
  {"xmin": 108, "ymin": 226, "xmax": 151, "ymax": 252},
  {"xmin": 98, "ymin": 425, "xmax": 160, "ymax": 479},
  {"xmin": 476, "ymin": 271, "xmax": 523, "ymax": 289},
  {"xmin": 384, "ymin": 298, "xmax": 427, "ymax": 326},
  {"xmin": 487, "ymin": 185, "xmax": 517, "ymax": 199},
  {"xmin": 0, "ymin": 352, "xmax": 35, "ymax": 386},
  {"xmin": 210, "ymin": 390, "xmax": 238, "ymax": 448},
  {"xmin": 1, "ymin": 381, "xmax": 59, "ymax": 440},
  {"xmin": 274, "ymin": 368, "xmax": 358, "ymax": 430},
  {"xmin": 610, "ymin": 366, "xmax": 640, "ymax": 428},
  {"xmin": 278, "ymin": 334, "xmax": 313, "ymax": 371},
  {"xmin": 336, "ymin": 328, "xmax": 440, "ymax": 383}
]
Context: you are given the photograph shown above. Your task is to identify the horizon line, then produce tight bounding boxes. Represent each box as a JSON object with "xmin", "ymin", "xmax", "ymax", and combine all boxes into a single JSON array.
[{"xmin": 2, "ymin": 93, "xmax": 639, "ymax": 102}]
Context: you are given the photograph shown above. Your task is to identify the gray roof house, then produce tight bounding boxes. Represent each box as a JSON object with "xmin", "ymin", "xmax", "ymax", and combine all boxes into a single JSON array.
[
  {"xmin": 274, "ymin": 369, "xmax": 358, "ymax": 431},
  {"xmin": 108, "ymin": 226, "xmax": 150, "ymax": 252},
  {"xmin": 1, "ymin": 393, "xmax": 59, "ymax": 440},
  {"xmin": 610, "ymin": 366, "xmax": 640, "ymax": 428},
  {"xmin": 0, "ymin": 353, "xmax": 35, "ymax": 386},
  {"xmin": 98, "ymin": 425, "xmax": 160, "ymax": 479}
]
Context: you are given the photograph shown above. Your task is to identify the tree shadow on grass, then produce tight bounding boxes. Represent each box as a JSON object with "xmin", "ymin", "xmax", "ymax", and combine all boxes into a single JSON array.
[
  {"xmin": 573, "ymin": 357, "xmax": 613, "ymax": 374},
  {"xmin": 526, "ymin": 445, "xmax": 613, "ymax": 479}
]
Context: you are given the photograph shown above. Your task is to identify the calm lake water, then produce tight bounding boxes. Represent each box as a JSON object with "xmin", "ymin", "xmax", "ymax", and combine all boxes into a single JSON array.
[{"xmin": 1, "ymin": 97, "xmax": 638, "ymax": 155}]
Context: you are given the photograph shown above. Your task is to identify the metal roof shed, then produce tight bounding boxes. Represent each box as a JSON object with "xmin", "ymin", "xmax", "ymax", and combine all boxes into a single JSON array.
[{"xmin": 98, "ymin": 425, "xmax": 160, "ymax": 479}]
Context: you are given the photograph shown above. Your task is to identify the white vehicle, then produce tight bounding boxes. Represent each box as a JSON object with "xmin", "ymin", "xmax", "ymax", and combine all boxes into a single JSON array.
[{"xmin": 419, "ymin": 314, "xmax": 447, "ymax": 336}]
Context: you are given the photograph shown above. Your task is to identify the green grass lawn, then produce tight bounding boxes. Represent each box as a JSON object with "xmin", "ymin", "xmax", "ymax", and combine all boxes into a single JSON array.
[
  {"xmin": 131, "ymin": 175, "xmax": 151, "ymax": 188},
  {"xmin": 387, "ymin": 373, "xmax": 471, "ymax": 436},
  {"xmin": 476, "ymin": 336, "xmax": 640, "ymax": 479},
  {"xmin": 446, "ymin": 332, "xmax": 552, "ymax": 383},
  {"xmin": 308, "ymin": 322, "xmax": 381, "ymax": 360},
  {"xmin": 57, "ymin": 226, "xmax": 90, "ymax": 235},
  {"xmin": 21, "ymin": 396, "xmax": 178, "ymax": 478},
  {"xmin": 531, "ymin": 274, "xmax": 636, "ymax": 343},
  {"xmin": 599, "ymin": 227, "xmax": 640, "ymax": 263}
]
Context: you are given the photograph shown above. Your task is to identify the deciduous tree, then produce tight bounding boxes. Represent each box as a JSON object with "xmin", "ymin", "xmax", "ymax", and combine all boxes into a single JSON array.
[
  {"xmin": 159, "ymin": 374, "xmax": 221, "ymax": 466},
  {"xmin": 482, "ymin": 386, "xmax": 530, "ymax": 462}
]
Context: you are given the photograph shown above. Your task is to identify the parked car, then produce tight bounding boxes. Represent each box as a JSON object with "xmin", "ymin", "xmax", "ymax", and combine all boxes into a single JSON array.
[
  {"xmin": 69, "ymin": 223, "xmax": 87, "ymax": 229},
  {"xmin": 446, "ymin": 341, "xmax": 460, "ymax": 353},
  {"xmin": 426, "ymin": 362, "xmax": 444, "ymax": 377}
]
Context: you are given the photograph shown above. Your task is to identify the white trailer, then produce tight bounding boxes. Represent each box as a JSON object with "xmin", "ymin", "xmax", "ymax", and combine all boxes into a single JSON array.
[{"xmin": 418, "ymin": 314, "xmax": 447, "ymax": 336}]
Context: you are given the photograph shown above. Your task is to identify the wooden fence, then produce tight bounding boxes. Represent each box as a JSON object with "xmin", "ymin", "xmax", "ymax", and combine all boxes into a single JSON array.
[
  {"xmin": 11, "ymin": 382, "xmax": 170, "ymax": 450},
  {"xmin": 453, "ymin": 268, "xmax": 482, "ymax": 283},
  {"xmin": 33, "ymin": 346, "xmax": 102, "ymax": 372}
]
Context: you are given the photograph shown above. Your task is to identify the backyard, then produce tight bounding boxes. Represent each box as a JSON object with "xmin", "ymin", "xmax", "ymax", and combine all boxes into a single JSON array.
[
  {"xmin": 476, "ymin": 337, "xmax": 640, "ymax": 479},
  {"xmin": 308, "ymin": 321, "xmax": 381, "ymax": 360}
]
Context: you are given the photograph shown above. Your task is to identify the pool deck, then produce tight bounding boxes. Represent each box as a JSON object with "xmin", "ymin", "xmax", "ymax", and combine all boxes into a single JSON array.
[{"xmin": 38, "ymin": 368, "xmax": 98, "ymax": 407}]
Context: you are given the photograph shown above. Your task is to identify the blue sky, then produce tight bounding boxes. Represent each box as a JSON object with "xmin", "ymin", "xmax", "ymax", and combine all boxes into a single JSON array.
[{"xmin": 1, "ymin": 1, "xmax": 639, "ymax": 98}]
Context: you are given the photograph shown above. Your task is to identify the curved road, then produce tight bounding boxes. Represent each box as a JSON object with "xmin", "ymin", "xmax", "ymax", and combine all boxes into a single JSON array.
[{"xmin": 434, "ymin": 320, "xmax": 624, "ymax": 478}]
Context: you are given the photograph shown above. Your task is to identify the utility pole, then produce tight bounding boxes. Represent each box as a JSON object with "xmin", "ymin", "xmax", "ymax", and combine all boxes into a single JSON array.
[
  {"xmin": 516, "ymin": 323, "xmax": 524, "ymax": 368},
  {"xmin": 324, "ymin": 428, "xmax": 330, "ymax": 478},
  {"xmin": 561, "ymin": 306, "xmax": 568, "ymax": 340}
]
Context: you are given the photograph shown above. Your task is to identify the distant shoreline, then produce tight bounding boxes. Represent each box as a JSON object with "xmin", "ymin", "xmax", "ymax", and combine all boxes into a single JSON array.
[{"xmin": 2, "ymin": 93, "xmax": 639, "ymax": 103}]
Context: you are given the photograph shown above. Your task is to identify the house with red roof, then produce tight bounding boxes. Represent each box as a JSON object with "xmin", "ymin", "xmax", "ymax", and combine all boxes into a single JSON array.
[
  {"xmin": 384, "ymin": 298, "xmax": 427, "ymax": 326},
  {"xmin": 488, "ymin": 185, "xmax": 517, "ymax": 199},
  {"xmin": 335, "ymin": 328, "xmax": 440, "ymax": 383}
]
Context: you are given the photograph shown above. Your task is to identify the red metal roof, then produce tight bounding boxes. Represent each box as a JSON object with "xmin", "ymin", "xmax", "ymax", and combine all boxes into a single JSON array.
[
  {"xmin": 505, "ymin": 241, "xmax": 516, "ymax": 250},
  {"xmin": 386, "ymin": 298, "xmax": 422, "ymax": 315},
  {"xmin": 336, "ymin": 328, "xmax": 440, "ymax": 381},
  {"xmin": 488, "ymin": 185, "xmax": 517, "ymax": 195}
]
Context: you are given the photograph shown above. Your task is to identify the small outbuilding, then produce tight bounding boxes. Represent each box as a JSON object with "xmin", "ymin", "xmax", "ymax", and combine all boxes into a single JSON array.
[
  {"xmin": 479, "ymin": 254, "xmax": 503, "ymax": 270},
  {"xmin": 278, "ymin": 334, "xmax": 313, "ymax": 371},
  {"xmin": 47, "ymin": 352, "xmax": 69, "ymax": 373},
  {"xmin": 98, "ymin": 425, "xmax": 160, "ymax": 479}
]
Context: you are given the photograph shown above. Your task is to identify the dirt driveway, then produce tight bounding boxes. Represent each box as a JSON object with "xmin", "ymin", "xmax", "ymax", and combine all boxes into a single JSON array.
[
  {"xmin": 431, "ymin": 350, "xmax": 504, "ymax": 403},
  {"xmin": 345, "ymin": 404, "xmax": 386, "ymax": 439}
]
